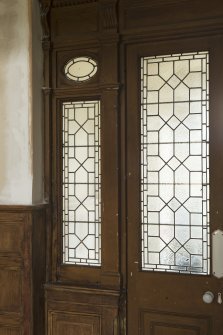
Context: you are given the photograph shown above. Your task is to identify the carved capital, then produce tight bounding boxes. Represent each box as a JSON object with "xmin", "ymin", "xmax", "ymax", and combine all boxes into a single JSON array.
[
  {"xmin": 42, "ymin": 40, "xmax": 51, "ymax": 51},
  {"xmin": 42, "ymin": 87, "xmax": 53, "ymax": 96}
]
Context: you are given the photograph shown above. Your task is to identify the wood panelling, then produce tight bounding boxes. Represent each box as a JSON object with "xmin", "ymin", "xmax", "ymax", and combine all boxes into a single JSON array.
[
  {"xmin": 32, "ymin": 208, "xmax": 47, "ymax": 335},
  {"xmin": 52, "ymin": 0, "xmax": 97, "ymax": 7},
  {"xmin": 119, "ymin": 0, "xmax": 223, "ymax": 40},
  {"xmin": 0, "ymin": 268, "xmax": 22, "ymax": 314},
  {"xmin": 0, "ymin": 217, "xmax": 23, "ymax": 254},
  {"xmin": 49, "ymin": 312, "xmax": 100, "ymax": 335},
  {"xmin": 0, "ymin": 326, "xmax": 21, "ymax": 335},
  {"xmin": 51, "ymin": 3, "xmax": 99, "ymax": 45},
  {"xmin": 0, "ymin": 206, "xmax": 47, "ymax": 335},
  {"xmin": 0, "ymin": 306, "xmax": 22, "ymax": 334},
  {"xmin": 141, "ymin": 310, "xmax": 210, "ymax": 335},
  {"xmin": 46, "ymin": 285, "xmax": 119, "ymax": 335},
  {"xmin": 43, "ymin": 1, "xmax": 121, "ymax": 334}
]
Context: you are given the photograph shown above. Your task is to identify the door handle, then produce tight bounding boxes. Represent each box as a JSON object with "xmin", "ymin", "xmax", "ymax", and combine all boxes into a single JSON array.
[
  {"xmin": 203, "ymin": 291, "xmax": 214, "ymax": 304},
  {"xmin": 217, "ymin": 292, "xmax": 222, "ymax": 304}
]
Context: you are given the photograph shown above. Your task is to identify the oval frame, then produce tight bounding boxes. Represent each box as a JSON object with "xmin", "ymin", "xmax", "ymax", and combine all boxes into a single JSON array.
[{"xmin": 64, "ymin": 56, "xmax": 98, "ymax": 82}]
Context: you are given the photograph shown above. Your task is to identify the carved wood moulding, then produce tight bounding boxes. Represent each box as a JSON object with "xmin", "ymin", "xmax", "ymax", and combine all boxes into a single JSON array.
[
  {"xmin": 101, "ymin": 2, "xmax": 117, "ymax": 29},
  {"xmin": 52, "ymin": 0, "xmax": 97, "ymax": 7},
  {"xmin": 39, "ymin": 0, "xmax": 52, "ymax": 41},
  {"xmin": 124, "ymin": 0, "xmax": 190, "ymax": 8}
]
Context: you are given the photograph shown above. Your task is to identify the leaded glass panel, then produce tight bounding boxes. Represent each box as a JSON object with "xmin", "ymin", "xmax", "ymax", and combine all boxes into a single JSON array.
[
  {"xmin": 62, "ymin": 100, "xmax": 101, "ymax": 266},
  {"xmin": 64, "ymin": 57, "xmax": 98, "ymax": 82},
  {"xmin": 141, "ymin": 51, "xmax": 210, "ymax": 274}
]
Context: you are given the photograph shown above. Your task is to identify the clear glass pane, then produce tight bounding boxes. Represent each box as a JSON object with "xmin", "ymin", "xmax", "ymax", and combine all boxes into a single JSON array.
[
  {"xmin": 63, "ymin": 101, "xmax": 101, "ymax": 266},
  {"xmin": 141, "ymin": 51, "xmax": 210, "ymax": 275}
]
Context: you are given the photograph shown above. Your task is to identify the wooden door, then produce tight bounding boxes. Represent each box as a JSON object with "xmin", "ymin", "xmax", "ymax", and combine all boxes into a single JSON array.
[{"xmin": 126, "ymin": 36, "xmax": 223, "ymax": 335}]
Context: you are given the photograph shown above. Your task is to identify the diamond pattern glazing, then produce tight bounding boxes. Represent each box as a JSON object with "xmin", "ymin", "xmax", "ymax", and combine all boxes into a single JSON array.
[
  {"xmin": 141, "ymin": 52, "xmax": 210, "ymax": 274},
  {"xmin": 62, "ymin": 101, "xmax": 101, "ymax": 266}
]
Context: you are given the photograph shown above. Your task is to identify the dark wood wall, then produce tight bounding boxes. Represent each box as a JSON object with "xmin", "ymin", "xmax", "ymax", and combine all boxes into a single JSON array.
[
  {"xmin": 0, "ymin": 206, "xmax": 46, "ymax": 335},
  {"xmin": 41, "ymin": 1, "xmax": 122, "ymax": 334},
  {"xmin": 39, "ymin": 0, "xmax": 223, "ymax": 335}
]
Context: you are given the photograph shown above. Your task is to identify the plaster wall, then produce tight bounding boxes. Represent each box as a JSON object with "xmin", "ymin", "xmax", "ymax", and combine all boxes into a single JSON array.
[
  {"xmin": 0, "ymin": 0, "xmax": 43, "ymax": 204},
  {"xmin": 31, "ymin": 0, "xmax": 44, "ymax": 204}
]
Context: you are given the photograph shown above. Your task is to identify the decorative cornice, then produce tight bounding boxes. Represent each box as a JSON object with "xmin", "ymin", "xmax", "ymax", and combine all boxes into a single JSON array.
[{"xmin": 52, "ymin": 0, "xmax": 97, "ymax": 7}]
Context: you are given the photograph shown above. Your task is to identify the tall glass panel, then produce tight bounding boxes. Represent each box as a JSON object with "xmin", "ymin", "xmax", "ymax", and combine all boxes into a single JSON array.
[
  {"xmin": 141, "ymin": 52, "xmax": 210, "ymax": 274},
  {"xmin": 62, "ymin": 101, "xmax": 101, "ymax": 266}
]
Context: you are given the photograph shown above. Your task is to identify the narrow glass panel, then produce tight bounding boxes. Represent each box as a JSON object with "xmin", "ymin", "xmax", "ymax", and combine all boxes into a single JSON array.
[
  {"xmin": 62, "ymin": 101, "xmax": 101, "ymax": 266},
  {"xmin": 141, "ymin": 51, "xmax": 210, "ymax": 274}
]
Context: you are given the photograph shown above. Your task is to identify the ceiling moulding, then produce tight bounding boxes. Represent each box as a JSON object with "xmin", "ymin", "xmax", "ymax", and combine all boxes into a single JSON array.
[{"xmin": 52, "ymin": 0, "xmax": 97, "ymax": 7}]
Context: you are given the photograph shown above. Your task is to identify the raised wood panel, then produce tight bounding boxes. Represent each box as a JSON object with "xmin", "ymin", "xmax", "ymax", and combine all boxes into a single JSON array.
[
  {"xmin": 0, "ymin": 223, "xmax": 23, "ymax": 254},
  {"xmin": 45, "ymin": 285, "xmax": 119, "ymax": 335},
  {"xmin": 0, "ymin": 213, "xmax": 24, "ymax": 255},
  {"xmin": 150, "ymin": 326, "xmax": 199, "ymax": 335},
  {"xmin": 0, "ymin": 326, "xmax": 21, "ymax": 335},
  {"xmin": 0, "ymin": 268, "xmax": 22, "ymax": 314},
  {"xmin": 0, "ymin": 206, "xmax": 47, "ymax": 335},
  {"xmin": 141, "ymin": 310, "xmax": 210, "ymax": 335},
  {"xmin": 49, "ymin": 311, "xmax": 100, "ymax": 335},
  {"xmin": 51, "ymin": 3, "xmax": 99, "ymax": 43},
  {"xmin": 45, "ymin": 284, "xmax": 119, "ymax": 308}
]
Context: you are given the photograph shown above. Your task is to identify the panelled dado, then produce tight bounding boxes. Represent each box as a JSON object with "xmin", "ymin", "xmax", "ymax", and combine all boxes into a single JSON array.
[
  {"xmin": 0, "ymin": 206, "xmax": 46, "ymax": 335},
  {"xmin": 46, "ymin": 285, "xmax": 119, "ymax": 335}
]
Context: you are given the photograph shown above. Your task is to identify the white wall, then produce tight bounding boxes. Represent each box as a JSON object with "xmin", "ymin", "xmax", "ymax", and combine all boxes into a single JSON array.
[
  {"xmin": 0, "ymin": 0, "xmax": 43, "ymax": 204},
  {"xmin": 31, "ymin": 0, "xmax": 44, "ymax": 204}
]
